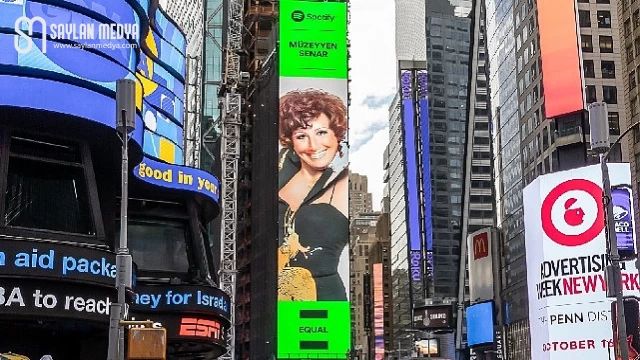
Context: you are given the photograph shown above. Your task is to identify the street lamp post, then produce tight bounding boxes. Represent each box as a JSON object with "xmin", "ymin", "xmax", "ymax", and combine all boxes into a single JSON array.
[
  {"xmin": 589, "ymin": 102, "xmax": 640, "ymax": 360},
  {"xmin": 107, "ymin": 79, "xmax": 136, "ymax": 360}
]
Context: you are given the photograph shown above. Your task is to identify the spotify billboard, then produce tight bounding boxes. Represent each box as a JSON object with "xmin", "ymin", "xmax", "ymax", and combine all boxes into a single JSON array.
[{"xmin": 277, "ymin": 0, "xmax": 350, "ymax": 358}]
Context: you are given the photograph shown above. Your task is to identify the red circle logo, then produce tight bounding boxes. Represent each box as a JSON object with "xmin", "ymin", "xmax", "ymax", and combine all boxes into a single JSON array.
[{"xmin": 540, "ymin": 179, "xmax": 604, "ymax": 246}]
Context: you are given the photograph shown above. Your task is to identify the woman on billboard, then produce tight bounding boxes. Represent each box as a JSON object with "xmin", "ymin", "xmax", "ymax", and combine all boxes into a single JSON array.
[{"xmin": 277, "ymin": 88, "xmax": 348, "ymax": 301}]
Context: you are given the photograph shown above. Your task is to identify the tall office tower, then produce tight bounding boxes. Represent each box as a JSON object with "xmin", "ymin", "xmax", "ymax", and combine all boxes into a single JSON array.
[
  {"xmin": 349, "ymin": 172, "xmax": 374, "ymax": 218},
  {"xmin": 386, "ymin": 92, "xmax": 413, "ymax": 355},
  {"xmin": 239, "ymin": 1, "xmax": 278, "ymax": 358},
  {"xmin": 455, "ymin": 0, "xmax": 495, "ymax": 353},
  {"xmin": 389, "ymin": 1, "xmax": 424, "ymax": 355},
  {"xmin": 388, "ymin": 0, "xmax": 475, "ymax": 356},
  {"xmin": 161, "ymin": 0, "xmax": 205, "ymax": 167},
  {"xmin": 485, "ymin": 0, "xmax": 630, "ymax": 357},
  {"xmin": 617, "ymin": 0, "xmax": 640, "ymax": 230},
  {"xmin": 350, "ymin": 212, "xmax": 382, "ymax": 358}
]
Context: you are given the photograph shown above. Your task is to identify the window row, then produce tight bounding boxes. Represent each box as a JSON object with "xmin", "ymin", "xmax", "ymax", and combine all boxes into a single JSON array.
[
  {"xmin": 578, "ymin": 10, "xmax": 612, "ymax": 28},
  {"xmin": 625, "ymin": 33, "xmax": 640, "ymax": 64},
  {"xmin": 585, "ymin": 85, "xmax": 618, "ymax": 104},
  {"xmin": 581, "ymin": 35, "xmax": 614, "ymax": 53},
  {"xmin": 623, "ymin": 10, "xmax": 640, "ymax": 37},
  {"xmin": 583, "ymin": 59, "xmax": 616, "ymax": 78}
]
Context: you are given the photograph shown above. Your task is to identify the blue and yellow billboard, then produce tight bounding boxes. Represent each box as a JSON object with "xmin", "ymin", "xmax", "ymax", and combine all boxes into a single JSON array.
[{"xmin": 0, "ymin": 0, "xmax": 218, "ymax": 204}]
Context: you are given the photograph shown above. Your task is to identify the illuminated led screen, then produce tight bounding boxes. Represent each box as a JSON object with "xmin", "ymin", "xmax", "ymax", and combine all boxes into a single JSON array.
[
  {"xmin": 0, "ymin": 0, "xmax": 219, "ymax": 204},
  {"xmin": 537, "ymin": 0, "xmax": 583, "ymax": 118},
  {"xmin": 373, "ymin": 263, "xmax": 384, "ymax": 360},
  {"xmin": 277, "ymin": 0, "xmax": 350, "ymax": 358},
  {"xmin": 401, "ymin": 70, "xmax": 423, "ymax": 284}
]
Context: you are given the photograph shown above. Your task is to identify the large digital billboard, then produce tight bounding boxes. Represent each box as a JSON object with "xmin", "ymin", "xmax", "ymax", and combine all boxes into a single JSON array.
[
  {"xmin": 0, "ymin": 0, "xmax": 219, "ymax": 205},
  {"xmin": 277, "ymin": 0, "xmax": 350, "ymax": 358},
  {"xmin": 523, "ymin": 163, "xmax": 640, "ymax": 359},
  {"xmin": 466, "ymin": 301, "xmax": 495, "ymax": 347},
  {"xmin": 401, "ymin": 70, "xmax": 424, "ymax": 287},
  {"xmin": 537, "ymin": 0, "xmax": 583, "ymax": 118}
]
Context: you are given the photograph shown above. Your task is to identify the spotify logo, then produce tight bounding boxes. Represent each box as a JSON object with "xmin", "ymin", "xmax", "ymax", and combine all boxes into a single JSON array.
[{"xmin": 291, "ymin": 10, "xmax": 304, "ymax": 22}]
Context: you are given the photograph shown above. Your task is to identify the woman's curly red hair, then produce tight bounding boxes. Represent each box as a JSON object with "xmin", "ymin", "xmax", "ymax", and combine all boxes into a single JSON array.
[{"xmin": 279, "ymin": 89, "xmax": 347, "ymax": 147}]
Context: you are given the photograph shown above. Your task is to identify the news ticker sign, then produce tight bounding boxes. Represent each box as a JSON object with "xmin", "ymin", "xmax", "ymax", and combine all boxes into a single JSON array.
[
  {"xmin": 467, "ymin": 228, "xmax": 494, "ymax": 301},
  {"xmin": 131, "ymin": 284, "xmax": 231, "ymax": 323},
  {"xmin": 523, "ymin": 163, "xmax": 640, "ymax": 359},
  {"xmin": 0, "ymin": 277, "xmax": 114, "ymax": 323},
  {"xmin": 0, "ymin": 238, "xmax": 118, "ymax": 287},
  {"xmin": 413, "ymin": 305, "xmax": 453, "ymax": 330}
]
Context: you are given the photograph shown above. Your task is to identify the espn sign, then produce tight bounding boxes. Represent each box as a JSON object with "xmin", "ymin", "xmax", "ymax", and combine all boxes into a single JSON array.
[
  {"xmin": 467, "ymin": 228, "xmax": 494, "ymax": 301},
  {"xmin": 179, "ymin": 317, "xmax": 222, "ymax": 341},
  {"xmin": 473, "ymin": 232, "xmax": 489, "ymax": 260}
]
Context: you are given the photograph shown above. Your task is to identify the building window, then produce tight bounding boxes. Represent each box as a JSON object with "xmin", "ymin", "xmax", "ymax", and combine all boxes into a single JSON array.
[
  {"xmin": 586, "ymin": 85, "xmax": 597, "ymax": 103},
  {"xmin": 628, "ymin": 44, "xmax": 635, "ymax": 64},
  {"xmin": 625, "ymin": 19, "xmax": 632, "ymax": 37},
  {"xmin": 579, "ymin": 10, "xmax": 591, "ymax": 27},
  {"xmin": 635, "ymin": 10, "xmax": 640, "ymax": 28},
  {"xmin": 582, "ymin": 35, "xmax": 593, "ymax": 52},
  {"xmin": 597, "ymin": 11, "xmax": 612, "ymax": 28},
  {"xmin": 601, "ymin": 61, "xmax": 616, "ymax": 78},
  {"xmin": 623, "ymin": 0, "xmax": 629, "ymax": 11},
  {"xmin": 603, "ymin": 86, "xmax": 617, "ymax": 104},
  {"xmin": 609, "ymin": 112, "xmax": 620, "ymax": 135},
  {"xmin": 3, "ymin": 134, "xmax": 95, "ymax": 235},
  {"xmin": 126, "ymin": 219, "xmax": 190, "ymax": 273},
  {"xmin": 635, "ymin": 36, "xmax": 640, "ymax": 59},
  {"xmin": 633, "ymin": 97, "xmax": 639, "ymax": 116},
  {"xmin": 599, "ymin": 36, "xmax": 614, "ymax": 53},
  {"xmin": 584, "ymin": 60, "xmax": 595, "ymax": 78},
  {"xmin": 631, "ymin": 71, "xmax": 637, "ymax": 90}
]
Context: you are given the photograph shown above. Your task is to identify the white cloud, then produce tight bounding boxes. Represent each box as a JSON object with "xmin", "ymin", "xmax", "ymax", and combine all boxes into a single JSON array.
[{"xmin": 348, "ymin": 0, "xmax": 396, "ymax": 210}]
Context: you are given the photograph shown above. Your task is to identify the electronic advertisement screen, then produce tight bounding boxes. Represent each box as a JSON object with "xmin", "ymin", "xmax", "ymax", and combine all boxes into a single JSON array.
[
  {"xmin": 401, "ymin": 69, "xmax": 424, "ymax": 291},
  {"xmin": 373, "ymin": 263, "xmax": 384, "ymax": 359},
  {"xmin": 0, "ymin": 1, "xmax": 219, "ymax": 204},
  {"xmin": 277, "ymin": 0, "xmax": 350, "ymax": 358},
  {"xmin": 523, "ymin": 163, "xmax": 640, "ymax": 360}
]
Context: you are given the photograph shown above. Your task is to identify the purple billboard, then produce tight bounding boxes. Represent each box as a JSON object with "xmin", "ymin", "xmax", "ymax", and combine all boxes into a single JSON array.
[
  {"xmin": 401, "ymin": 70, "xmax": 423, "ymax": 283},
  {"xmin": 612, "ymin": 184, "xmax": 636, "ymax": 259}
]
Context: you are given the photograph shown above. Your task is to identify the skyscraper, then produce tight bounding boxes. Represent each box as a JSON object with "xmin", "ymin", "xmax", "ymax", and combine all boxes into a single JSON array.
[
  {"xmin": 388, "ymin": 0, "xmax": 480, "ymax": 356},
  {"xmin": 486, "ymin": 0, "xmax": 630, "ymax": 357},
  {"xmin": 349, "ymin": 172, "xmax": 374, "ymax": 218},
  {"xmin": 350, "ymin": 211, "xmax": 382, "ymax": 358}
]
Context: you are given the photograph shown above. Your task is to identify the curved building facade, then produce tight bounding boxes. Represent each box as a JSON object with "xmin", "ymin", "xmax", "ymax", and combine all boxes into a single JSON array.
[{"xmin": 0, "ymin": 1, "xmax": 228, "ymax": 359}]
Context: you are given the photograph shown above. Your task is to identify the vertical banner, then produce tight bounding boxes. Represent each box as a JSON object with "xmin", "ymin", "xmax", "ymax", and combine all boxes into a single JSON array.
[
  {"xmin": 401, "ymin": 70, "xmax": 424, "ymax": 290},
  {"xmin": 373, "ymin": 263, "xmax": 385, "ymax": 360},
  {"xmin": 417, "ymin": 70, "xmax": 434, "ymax": 282},
  {"xmin": 467, "ymin": 228, "xmax": 494, "ymax": 301},
  {"xmin": 277, "ymin": 0, "xmax": 350, "ymax": 358},
  {"xmin": 523, "ymin": 163, "xmax": 640, "ymax": 359}
]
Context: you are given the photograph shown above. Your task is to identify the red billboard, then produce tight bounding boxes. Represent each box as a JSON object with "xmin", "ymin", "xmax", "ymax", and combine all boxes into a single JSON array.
[{"xmin": 537, "ymin": 0, "xmax": 583, "ymax": 118}]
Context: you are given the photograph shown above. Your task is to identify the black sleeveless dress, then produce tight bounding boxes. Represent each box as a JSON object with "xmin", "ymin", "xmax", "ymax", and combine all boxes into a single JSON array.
[{"xmin": 278, "ymin": 149, "xmax": 349, "ymax": 301}]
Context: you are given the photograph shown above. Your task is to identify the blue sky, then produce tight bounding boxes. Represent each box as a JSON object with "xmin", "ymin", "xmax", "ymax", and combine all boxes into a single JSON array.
[{"xmin": 348, "ymin": 0, "xmax": 396, "ymax": 209}]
